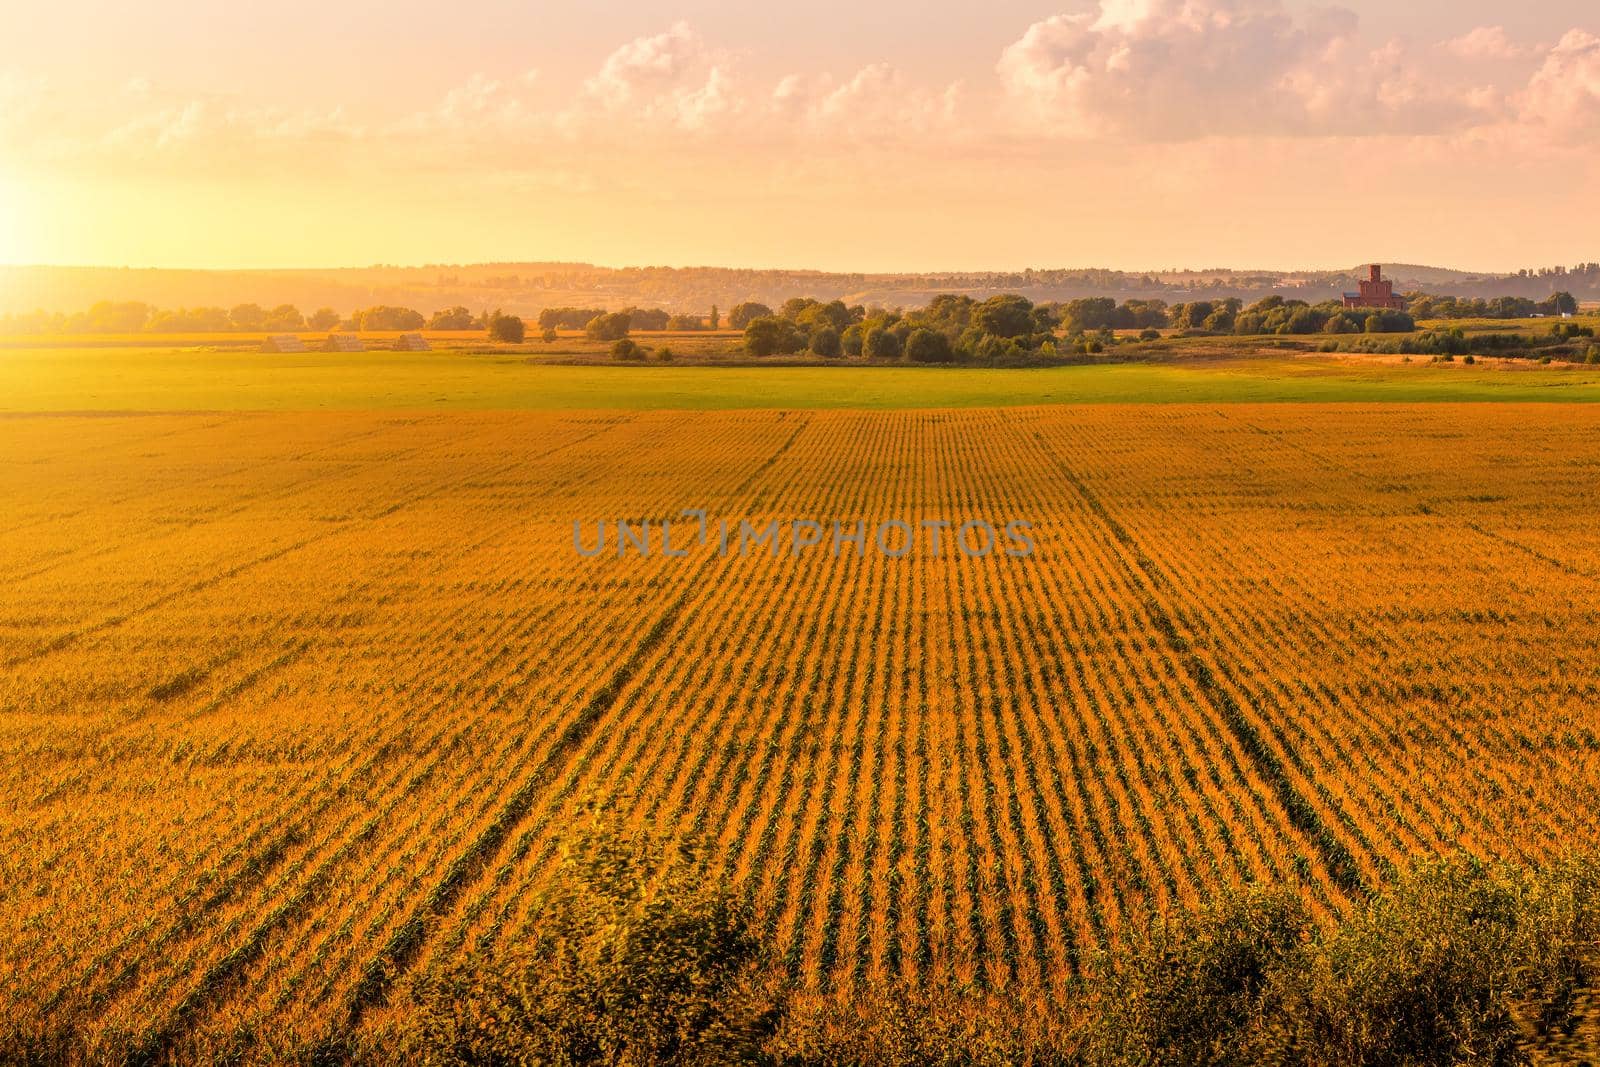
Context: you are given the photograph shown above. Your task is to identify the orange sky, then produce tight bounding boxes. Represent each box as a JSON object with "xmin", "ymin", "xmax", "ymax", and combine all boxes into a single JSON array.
[{"xmin": 2, "ymin": 1, "xmax": 1597, "ymax": 272}]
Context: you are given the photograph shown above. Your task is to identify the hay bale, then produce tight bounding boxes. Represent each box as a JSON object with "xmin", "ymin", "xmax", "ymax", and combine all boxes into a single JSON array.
[{"xmin": 259, "ymin": 334, "xmax": 308, "ymax": 353}]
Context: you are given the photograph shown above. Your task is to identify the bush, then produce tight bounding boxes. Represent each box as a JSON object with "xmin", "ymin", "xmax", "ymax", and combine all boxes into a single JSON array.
[
  {"xmin": 611, "ymin": 338, "xmax": 644, "ymax": 361},
  {"xmin": 1464, "ymin": 354, "xmax": 1476, "ymax": 364},
  {"xmin": 1087, "ymin": 887, "xmax": 1309, "ymax": 1067},
  {"xmin": 1138, "ymin": 328, "xmax": 1162, "ymax": 342},
  {"xmin": 488, "ymin": 313, "xmax": 525, "ymax": 343},
  {"xmin": 1086, "ymin": 857, "xmax": 1600, "ymax": 1067},
  {"xmin": 542, "ymin": 326, "xmax": 558, "ymax": 343},
  {"xmin": 1587, "ymin": 345, "xmax": 1600, "ymax": 365},
  {"xmin": 314, "ymin": 854, "xmax": 1600, "ymax": 1065},
  {"xmin": 657, "ymin": 346, "xmax": 674, "ymax": 362},
  {"xmin": 398, "ymin": 822, "xmax": 780, "ymax": 1066},
  {"xmin": 1296, "ymin": 861, "xmax": 1529, "ymax": 1066}
]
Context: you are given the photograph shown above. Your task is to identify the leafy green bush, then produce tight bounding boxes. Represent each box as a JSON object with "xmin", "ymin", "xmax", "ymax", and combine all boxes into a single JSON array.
[
  {"xmin": 398, "ymin": 822, "xmax": 779, "ymax": 1065},
  {"xmin": 371, "ymin": 853, "xmax": 1600, "ymax": 1067},
  {"xmin": 1295, "ymin": 860, "xmax": 1527, "ymax": 1065},
  {"xmin": 1085, "ymin": 887, "xmax": 1309, "ymax": 1066}
]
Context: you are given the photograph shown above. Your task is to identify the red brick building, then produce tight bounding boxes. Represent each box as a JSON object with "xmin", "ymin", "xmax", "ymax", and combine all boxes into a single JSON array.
[{"xmin": 1343, "ymin": 265, "xmax": 1407, "ymax": 311}]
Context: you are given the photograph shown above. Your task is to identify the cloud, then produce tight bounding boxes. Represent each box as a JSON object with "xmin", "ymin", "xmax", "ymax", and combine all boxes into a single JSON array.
[
  {"xmin": 5, "ymin": 12, "xmax": 1597, "ymax": 189},
  {"xmin": 1445, "ymin": 26, "xmax": 1536, "ymax": 62},
  {"xmin": 996, "ymin": 0, "xmax": 1532, "ymax": 140},
  {"xmin": 997, "ymin": 0, "xmax": 1333, "ymax": 139},
  {"xmin": 579, "ymin": 22, "xmax": 738, "ymax": 131},
  {"xmin": 770, "ymin": 64, "xmax": 964, "ymax": 139},
  {"xmin": 1521, "ymin": 29, "xmax": 1600, "ymax": 133},
  {"xmin": 100, "ymin": 98, "xmax": 354, "ymax": 161}
]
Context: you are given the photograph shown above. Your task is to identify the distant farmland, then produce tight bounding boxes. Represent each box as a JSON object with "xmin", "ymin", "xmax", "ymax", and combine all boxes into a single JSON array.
[{"xmin": 3, "ymin": 402, "xmax": 1599, "ymax": 1056}]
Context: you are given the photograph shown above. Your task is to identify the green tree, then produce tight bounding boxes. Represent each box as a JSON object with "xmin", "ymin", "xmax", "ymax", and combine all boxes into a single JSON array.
[
  {"xmin": 973, "ymin": 295, "xmax": 1035, "ymax": 339},
  {"xmin": 354, "ymin": 306, "xmax": 425, "ymax": 331},
  {"xmin": 585, "ymin": 312, "xmax": 632, "ymax": 342},
  {"xmin": 429, "ymin": 306, "xmax": 476, "ymax": 330},
  {"xmin": 865, "ymin": 326, "xmax": 903, "ymax": 359},
  {"xmin": 728, "ymin": 302, "xmax": 773, "ymax": 330},
  {"xmin": 709, "ymin": 304, "xmax": 720, "ymax": 330},
  {"xmin": 808, "ymin": 326, "xmax": 842, "ymax": 358},
  {"xmin": 743, "ymin": 316, "xmax": 805, "ymax": 357},
  {"xmin": 488, "ymin": 312, "xmax": 526, "ymax": 343},
  {"xmin": 307, "ymin": 308, "xmax": 340, "ymax": 330},
  {"xmin": 83, "ymin": 301, "xmax": 151, "ymax": 332},
  {"xmin": 841, "ymin": 323, "xmax": 865, "ymax": 357},
  {"xmin": 229, "ymin": 303, "xmax": 267, "ymax": 331},
  {"xmin": 263, "ymin": 304, "xmax": 304, "ymax": 330},
  {"xmin": 904, "ymin": 328, "xmax": 954, "ymax": 363}
]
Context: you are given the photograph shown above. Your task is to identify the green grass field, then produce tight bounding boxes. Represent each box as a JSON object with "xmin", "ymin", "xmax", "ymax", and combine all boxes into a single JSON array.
[{"xmin": 3, "ymin": 344, "xmax": 1600, "ymax": 411}]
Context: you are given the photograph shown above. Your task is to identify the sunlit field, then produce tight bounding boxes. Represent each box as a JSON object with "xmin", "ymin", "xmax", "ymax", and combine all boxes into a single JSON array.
[
  {"xmin": 4, "ymin": 341, "xmax": 1600, "ymax": 411},
  {"xmin": 3, "ymin": 342, "xmax": 1600, "ymax": 1057}
]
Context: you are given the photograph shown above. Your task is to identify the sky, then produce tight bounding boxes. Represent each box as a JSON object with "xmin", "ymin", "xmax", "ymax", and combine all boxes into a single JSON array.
[{"xmin": 2, "ymin": 0, "xmax": 1598, "ymax": 273}]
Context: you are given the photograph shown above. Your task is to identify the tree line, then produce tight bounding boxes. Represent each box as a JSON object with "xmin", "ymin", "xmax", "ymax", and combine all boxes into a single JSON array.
[
  {"xmin": 2, "ymin": 290, "xmax": 1585, "ymax": 348},
  {"xmin": 734, "ymin": 294, "xmax": 1419, "ymax": 363}
]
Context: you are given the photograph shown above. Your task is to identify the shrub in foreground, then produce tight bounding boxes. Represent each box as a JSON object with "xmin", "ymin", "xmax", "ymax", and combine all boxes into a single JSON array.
[
  {"xmin": 1085, "ymin": 886, "xmax": 1309, "ymax": 1066},
  {"xmin": 396, "ymin": 822, "xmax": 780, "ymax": 1065}
]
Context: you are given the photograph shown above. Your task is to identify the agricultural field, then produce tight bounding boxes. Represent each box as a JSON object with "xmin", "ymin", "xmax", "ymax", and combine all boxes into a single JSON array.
[
  {"xmin": 3, "ymin": 396, "xmax": 1600, "ymax": 1058},
  {"xmin": 4, "ymin": 343, "xmax": 1600, "ymax": 411}
]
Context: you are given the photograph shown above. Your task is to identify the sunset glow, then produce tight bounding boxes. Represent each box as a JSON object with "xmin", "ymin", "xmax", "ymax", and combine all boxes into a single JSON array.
[{"xmin": 3, "ymin": 0, "xmax": 1597, "ymax": 272}]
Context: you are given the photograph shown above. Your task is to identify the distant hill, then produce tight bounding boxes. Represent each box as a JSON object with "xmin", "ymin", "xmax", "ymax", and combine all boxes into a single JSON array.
[{"xmin": 2, "ymin": 261, "xmax": 1595, "ymax": 318}]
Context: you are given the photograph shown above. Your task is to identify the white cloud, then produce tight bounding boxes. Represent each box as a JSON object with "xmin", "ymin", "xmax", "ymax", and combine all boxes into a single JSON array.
[
  {"xmin": 577, "ymin": 22, "xmax": 739, "ymax": 131},
  {"xmin": 770, "ymin": 64, "xmax": 964, "ymax": 138},
  {"xmin": 6, "ymin": 13, "xmax": 1598, "ymax": 186},
  {"xmin": 997, "ymin": 0, "xmax": 1331, "ymax": 139},
  {"xmin": 1445, "ymin": 25, "xmax": 1536, "ymax": 61},
  {"xmin": 1521, "ymin": 29, "xmax": 1600, "ymax": 133},
  {"xmin": 996, "ymin": 0, "xmax": 1531, "ymax": 140}
]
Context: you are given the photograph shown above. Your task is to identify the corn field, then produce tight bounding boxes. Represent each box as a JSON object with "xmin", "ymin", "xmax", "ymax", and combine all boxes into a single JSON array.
[{"xmin": 2, "ymin": 404, "xmax": 1599, "ymax": 1057}]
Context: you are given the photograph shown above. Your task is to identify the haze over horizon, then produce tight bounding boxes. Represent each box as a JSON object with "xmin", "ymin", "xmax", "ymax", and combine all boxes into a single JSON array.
[{"xmin": 3, "ymin": 0, "xmax": 1598, "ymax": 273}]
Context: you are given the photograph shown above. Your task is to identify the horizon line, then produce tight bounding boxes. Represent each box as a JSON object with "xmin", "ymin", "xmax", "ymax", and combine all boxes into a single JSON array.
[{"xmin": 1, "ymin": 258, "xmax": 1585, "ymax": 278}]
